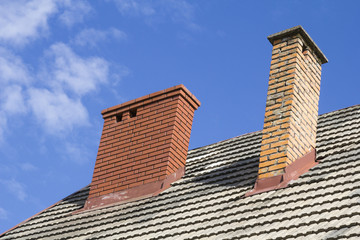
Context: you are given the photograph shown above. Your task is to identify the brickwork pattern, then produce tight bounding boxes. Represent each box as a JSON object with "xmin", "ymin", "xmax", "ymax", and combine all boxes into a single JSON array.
[
  {"xmin": 88, "ymin": 86, "xmax": 200, "ymax": 199},
  {"xmin": 259, "ymin": 34, "xmax": 323, "ymax": 179}
]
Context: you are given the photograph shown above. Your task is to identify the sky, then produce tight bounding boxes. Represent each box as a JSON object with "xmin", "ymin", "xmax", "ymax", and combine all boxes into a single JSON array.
[{"xmin": 0, "ymin": 0, "xmax": 359, "ymax": 233}]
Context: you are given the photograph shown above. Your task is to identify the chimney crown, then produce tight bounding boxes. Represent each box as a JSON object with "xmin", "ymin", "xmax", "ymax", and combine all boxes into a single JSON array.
[{"xmin": 268, "ymin": 25, "xmax": 328, "ymax": 64}]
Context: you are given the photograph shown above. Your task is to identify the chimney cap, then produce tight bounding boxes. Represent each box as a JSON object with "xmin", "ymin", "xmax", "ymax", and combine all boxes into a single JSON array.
[
  {"xmin": 268, "ymin": 25, "xmax": 328, "ymax": 64},
  {"xmin": 101, "ymin": 84, "xmax": 201, "ymax": 117}
]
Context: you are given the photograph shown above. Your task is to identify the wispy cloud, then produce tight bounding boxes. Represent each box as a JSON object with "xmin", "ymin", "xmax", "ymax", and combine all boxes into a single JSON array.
[
  {"xmin": 73, "ymin": 28, "xmax": 127, "ymax": 48},
  {"xmin": 0, "ymin": 207, "xmax": 8, "ymax": 220},
  {"xmin": 0, "ymin": 85, "xmax": 27, "ymax": 140},
  {"xmin": 0, "ymin": 47, "xmax": 30, "ymax": 141},
  {"xmin": 114, "ymin": 0, "xmax": 155, "ymax": 16},
  {"xmin": 113, "ymin": 0, "xmax": 200, "ymax": 31},
  {"xmin": 19, "ymin": 163, "xmax": 38, "ymax": 172},
  {"xmin": 0, "ymin": 179, "xmax": 27, "ymax": 201},
  {"xmin": 0, "ymin": 116, "xmax": 6, "ymax": 143},
  {"xmin": 0, "ymin": 47, "xmax": 31, "ymax": 84},
  {"xmin": 163, "ymin": 0, "xmax": 200, "ymax": 31},
  {"xmin": 0, "ymin": 0, "xmax": 57, "ymax": 46},
  {"xmin": 64, "ymin": 142, "xmax": 92, "ymax": 165},
  {"xmin": 58, "ymin": 0, "xmax": 93, "ymax": 27}
]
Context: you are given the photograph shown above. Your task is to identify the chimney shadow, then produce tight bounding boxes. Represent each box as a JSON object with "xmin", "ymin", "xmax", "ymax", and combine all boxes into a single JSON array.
[
  {"xmin": 185, "ymin": 157, "xmax": 259, "ymax": 189},
  {"xmin": 57, "ymin": 158, "xmax": 259, "ymax": 214},
  {"xmin": 59, "ymin": 157, "xmax": 260, "ymax": 211},
  {"xmin": 61, "ymin": 186, "xmax": 90, "ymax": 209}
]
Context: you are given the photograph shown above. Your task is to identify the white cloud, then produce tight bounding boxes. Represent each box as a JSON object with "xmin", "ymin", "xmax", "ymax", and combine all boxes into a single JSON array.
[
  {"xmin": 0, "ymin": 48, "xmax": 30, "ymax": 141},
  {"xmin": 58, "ymin": 0, "xmax": 92, "ymax": 27},
  {"xmin": 1, "ymin": 85, "xmax": 27, "ymax": 115},
  {"xmin": 0, "ymin": 0, "xmax": 93, "ymax": 46},
  {"xmin": 0, "ymin": 0, "xmax": 58, "ymax": 45},
  {"xmin": 28, "ymin": 88, "xmax": 89, "ymax": 135},
  {"xmin": 0, "ymin": 179, "xmax": 27, "ymax": 201},
  {"xmin": 0, "ymin": 1, "xmax": 125, "ymax": 142},
  {"xmin": 73, "ymin": 28, "xmax": 127, "ymax": 47},
  {"xmin": 28, "ymin": 41, "xmax": 111, "ymax": 134},
  {"xmin": 45, "ymin": 43, "xmax": 109, "ymax": 96},
  {"xmin": 0, "ymin": 41, "xmax": 113, "ymax": 140},
  {"xmin": 0, "ymin": 207, "xmax": 8, "ymax": 220},
  {"xmin": 0, "ymin": 47, "xmax": 31, "ymax": 84}
]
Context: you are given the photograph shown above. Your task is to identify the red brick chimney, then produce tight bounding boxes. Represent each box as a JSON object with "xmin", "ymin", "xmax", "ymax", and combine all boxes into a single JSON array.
[
  {"xmin": 84, "ymin": 85, "xmax": 200, "ymax": 209},
  {"xmin": 247, "ymin": 26, "xmax": 328, "ymax": 196}
]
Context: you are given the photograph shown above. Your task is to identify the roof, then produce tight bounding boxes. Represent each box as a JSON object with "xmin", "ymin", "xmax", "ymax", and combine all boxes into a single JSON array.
[{"xmin": 1, "ymin": 104, "xmax": 360, "ymax": 239}]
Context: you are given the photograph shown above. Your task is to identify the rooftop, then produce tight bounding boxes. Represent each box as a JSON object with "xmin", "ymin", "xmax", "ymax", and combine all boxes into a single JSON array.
[{"xmin": 1, "ymin": 104, "xmax": 359, "ymax": 239}]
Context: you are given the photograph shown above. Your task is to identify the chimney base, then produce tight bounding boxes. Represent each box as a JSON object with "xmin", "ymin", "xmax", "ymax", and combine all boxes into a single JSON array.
[
  {"xmin": 246, "ymin": 149, "xmax": 317, "ymax": 197},
  {"xmin": 81, "ymin": 166, "xmax": 185, "ymax": 210}
]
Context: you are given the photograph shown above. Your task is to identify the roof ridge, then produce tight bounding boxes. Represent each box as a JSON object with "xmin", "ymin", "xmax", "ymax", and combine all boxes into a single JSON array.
[
  {"xmin": 189, "ymin": 104, "xmax": 360, "ymax": 153},
  {"xmin": 319, "ymin": 104, "xmax": 360, "ymax": 118}
]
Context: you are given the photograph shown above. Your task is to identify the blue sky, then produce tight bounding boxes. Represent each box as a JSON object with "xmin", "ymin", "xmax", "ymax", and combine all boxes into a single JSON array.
[{"xmin": 0, "ymin": 0, "xmax": 359, "ymax": 233}]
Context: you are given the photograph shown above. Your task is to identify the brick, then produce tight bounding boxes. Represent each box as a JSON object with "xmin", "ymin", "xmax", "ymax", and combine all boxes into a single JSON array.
[
  {"xmin": 259, "ymin": 160, "xmax": 276, "ymax": 168},
  {"xmin": 263, "ymin": 125, "xmax": 280, "ymax": 133},
  {"xmin": 260, "ymin": 144, "xmax": 270, "ymax": 151},
  {"xmin": 263, "ymin": 122, "xmax": 272, "ymax": 128},
  {"xmin": 262, "ymin": 136, "xmax": 279, "ymax": 144},
  {"xmin": 281, "ymin": 123, "xmax": 290, "ymax": 129},
  {"xmin": 277, "ymin": 157, "xmax": 287, "ymax": 163},
  {"xmin": 260, "ymin": 148, "xmax": 277, "ymax": 156},
  {"xmin": 278, "ymin": 85, "xmax": 293, "ymax": 92},
  {"xmin": 280, "ymin": 133, "xmax": 290, "ymax": 140},
  {"xmin": 258, "ymin": 167, "xmax": 269, "ymax": 174},
  {"xmin": 272, "ymin": 129, "xmax": 287, "ymax": 137},
  {"xmin": 268, "ymin": 163, "xmax": 287, "ymax": 171},
  {"xmin": 266, "ymin": 103, "xmax": 282, "ymax": 111},
  {"xmin": 269, "ymin": 152, "xmax": 286, "ymax": 160},
  {"xmin": 262, "ymin": 133, "xmax": 271, "ymax": 140},
  {"xmin": 270, "ymin": 140, "xmax": 288, "ymax": 148},
  {"xmin": 258, "ymin": 171, "xmax": 276, "ymax": 179},
  {"xmin": 100, "ymin": 189, "xmax": 115, "ymax": 196},
  {"xmin": 264, "ymin": 110, "xmax": 274, "ymax": 117}
]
